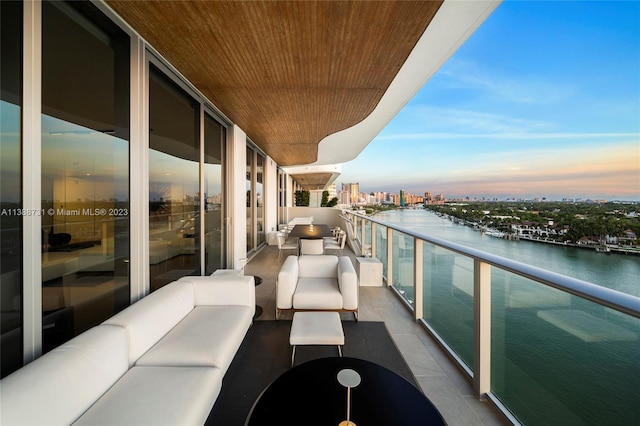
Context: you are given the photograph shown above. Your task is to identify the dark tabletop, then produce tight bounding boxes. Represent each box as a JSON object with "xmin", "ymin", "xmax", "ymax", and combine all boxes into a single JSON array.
[
  {"xmin": 287, "ymin": 224, "xmax": 333, "ymax": 239},
  {"xmin": 245, "ymin": 357, "xmax": 447, "ymax": 426}
]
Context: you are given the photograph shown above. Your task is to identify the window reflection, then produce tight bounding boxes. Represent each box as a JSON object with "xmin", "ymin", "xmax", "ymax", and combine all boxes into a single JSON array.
[
  {"xmin": 40, "ymin": 0, "xmax": 130, "ymax": 353},
  {"xmin": 256, "ymin": 153, "xmax": 265, "ymax": 246},
  {"xmin": 0, "ymin": 0, "xmax": 23, "ymax": 378},
  {"xmin": 149, "ymin": 65, "xmax": 200, "ymax": 290},
  {"xmin": 246, "ymin": 147, "xmax": 253, "ymax": 252},
  {"xmin": 204, "ymin": 114, "xmax": 225, "ymax": 274}
]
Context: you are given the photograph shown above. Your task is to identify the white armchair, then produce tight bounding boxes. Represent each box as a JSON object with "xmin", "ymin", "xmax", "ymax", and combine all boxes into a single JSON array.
[{"xmin": 276, "ymin": 255, "xmax": 359, "ymax": 320}]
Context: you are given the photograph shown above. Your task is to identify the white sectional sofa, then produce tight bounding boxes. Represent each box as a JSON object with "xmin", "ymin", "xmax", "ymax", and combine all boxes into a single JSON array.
[{"xmin": 0, "ymin": 274, "xmax": 255, "ymax": 426}]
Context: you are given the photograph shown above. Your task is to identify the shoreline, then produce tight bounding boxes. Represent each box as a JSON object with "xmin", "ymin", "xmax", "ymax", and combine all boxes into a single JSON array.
[{"xmin": 369, "ymin": 207, "xmax": 640, "ymax": 257}]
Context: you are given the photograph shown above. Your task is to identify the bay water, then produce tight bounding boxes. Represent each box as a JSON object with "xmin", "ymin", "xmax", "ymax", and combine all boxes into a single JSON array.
[
  {"xmin": 375, "ymin": 208, "xmax": 640, "ymax": 297},
  {"xmin": 373, "ymin": 208, "xmax": 640, "ymax": 425}
]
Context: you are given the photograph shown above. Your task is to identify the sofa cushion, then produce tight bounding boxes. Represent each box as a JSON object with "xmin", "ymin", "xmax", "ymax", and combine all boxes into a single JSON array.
[
  {"xmin": 1, "ymin": 325, "xmax": 128, "ymax": 426},
  {"xmin": 293, "ymin": 277, "xmax": 343, "ymax": 309},
  {"xmin": 179, "ymin": 275, "xmax": 255, "ymax": 309},
  {"xmin": 136, "ymin": 305, "xmax": 253, "ymax": 371},
  {"xmin": 73, "ymin": 366, "xmax": 222, "ymax": 426},
  {"xmin": 298, "ymin": 255, "xmax": 339, "ymax": 278},
  {"xmin": 103, "ymin": 281, "xmax": 195, "ymax": 366}
]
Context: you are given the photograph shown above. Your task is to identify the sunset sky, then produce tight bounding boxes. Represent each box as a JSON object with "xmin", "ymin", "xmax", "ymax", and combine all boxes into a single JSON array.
[{"xmin": 338, "ymin": 1, "xmax": 640, "ymax": 201}]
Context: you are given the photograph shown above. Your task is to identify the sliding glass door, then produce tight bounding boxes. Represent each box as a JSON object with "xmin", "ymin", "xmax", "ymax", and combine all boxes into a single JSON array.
[
  {"xmin": 40, "ymin": 0, "xmax": 130, "ymax": 353},
  {"xmin": 148, "ymin": 64, "xmax": 200, "ymax": 291},
  {"xmin": 0, "ymin": 0, "xmax": 23, "ymax": 378}
]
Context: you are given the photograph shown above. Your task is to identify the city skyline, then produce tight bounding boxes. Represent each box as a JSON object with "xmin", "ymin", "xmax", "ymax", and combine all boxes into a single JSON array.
[{"xmin": 337, "ymin": 1, "xmax": 640, "ymax": 201}]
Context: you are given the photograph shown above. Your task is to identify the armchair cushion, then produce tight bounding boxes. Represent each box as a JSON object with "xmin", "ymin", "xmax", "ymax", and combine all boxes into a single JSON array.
[
  {"xmin": 293, "ymin": 277, "xmax": 343, "ymax": 309},
  {"xmin": 298, "ymin": 255, "xmax": 339, "ymax": 277},
  {"xmin": 338, "ymin": 256, "xmax": 359, "ymax": 310}
]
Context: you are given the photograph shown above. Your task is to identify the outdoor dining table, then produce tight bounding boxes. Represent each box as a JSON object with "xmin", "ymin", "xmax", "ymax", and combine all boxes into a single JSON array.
[{"xmin": 286, "ymin": 224, "xmax": 333, "ymax": 239}]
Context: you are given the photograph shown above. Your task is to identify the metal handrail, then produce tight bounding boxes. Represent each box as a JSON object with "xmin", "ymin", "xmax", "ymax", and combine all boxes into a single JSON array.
[{"xmin": 346, "ymin": 210, "xmax": 640, "ymax": 319}]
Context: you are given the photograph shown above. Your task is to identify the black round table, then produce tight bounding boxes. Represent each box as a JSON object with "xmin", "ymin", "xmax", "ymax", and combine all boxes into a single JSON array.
[{"xmin": 245, "ymin": 357, "xmax": 447, "ymax": 425}]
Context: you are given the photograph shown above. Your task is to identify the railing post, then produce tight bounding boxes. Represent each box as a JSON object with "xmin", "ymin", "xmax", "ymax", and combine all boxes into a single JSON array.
[
  {"xmin": 386, "ymin": 227, "xmax": 393, "ymax": 287},
  {"xmin": 473, "ymin": 259, "xmax": 491, "ymax": 399},
  {"xmin": 414, "ymin": 238, "xmax": 423, "ymax": 320}
]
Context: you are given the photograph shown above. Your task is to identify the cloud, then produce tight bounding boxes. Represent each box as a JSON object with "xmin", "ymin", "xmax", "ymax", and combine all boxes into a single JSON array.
[
  {"xmin": 348, "ymin": 141, "xmax": 640, "ymax": 200},
  {"xmin": 435, "ymin": 58, "xmax": 576, "ymax": 104},
  {"xmin": 377, "ymin": 130, "xmax": 640, "ymax": 142}
]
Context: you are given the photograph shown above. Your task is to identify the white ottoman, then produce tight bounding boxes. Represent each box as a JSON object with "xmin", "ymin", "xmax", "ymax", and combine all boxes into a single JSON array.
[{"xmin": 289, "ymin": 312, "xmax": 344, "ymax": 367}]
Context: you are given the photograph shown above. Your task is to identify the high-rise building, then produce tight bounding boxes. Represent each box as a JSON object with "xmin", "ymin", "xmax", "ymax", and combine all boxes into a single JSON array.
[{"xmin": 342, "ymin": 183, "xmax": 359, "ymax": 205}]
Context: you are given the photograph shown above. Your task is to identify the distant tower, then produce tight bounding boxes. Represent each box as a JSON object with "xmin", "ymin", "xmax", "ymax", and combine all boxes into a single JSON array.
[
  {"xmin": 342, "ymin": 182, "xmax": 359, "ymax": 204},
  {"xmin": 400, "ymin": 189, "xmax": 406, "ymax": 207}
]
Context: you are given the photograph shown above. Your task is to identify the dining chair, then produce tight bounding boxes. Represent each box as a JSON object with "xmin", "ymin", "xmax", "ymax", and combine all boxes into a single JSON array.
[
  {"xmin": 300, "ymin": 238, "xmax": 324, "ymax": 255},
  {"xmin": 278, "ymin": 232, "xmax": 299, "ymax": 261},
  {"xmin": 323, "ymin": 230, "xmax": 346, "ymax": 255}
]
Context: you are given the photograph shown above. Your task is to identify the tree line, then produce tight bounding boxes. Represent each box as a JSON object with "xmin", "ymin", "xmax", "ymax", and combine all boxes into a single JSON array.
[{"xmin": 425, "ymin": 201, "xmax": 640, "ymax": 244}]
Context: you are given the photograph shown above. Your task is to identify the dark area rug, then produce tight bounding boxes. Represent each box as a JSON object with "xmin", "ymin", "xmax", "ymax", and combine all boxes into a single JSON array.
[{"xmin": 206, "ymin": 320, "xmax": 418, "ymax": 426}]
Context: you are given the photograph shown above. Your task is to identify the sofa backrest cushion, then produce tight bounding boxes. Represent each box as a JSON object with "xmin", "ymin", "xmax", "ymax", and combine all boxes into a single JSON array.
[
  {"xmin": 298, "ymin": 255, "xmax": 339, "ymax": 278},
  {"xmin": 103, "ymin": 281, "xmax": 195, "ymax": 366},
  {"xmin": 0, "ymin": 325, "xmax": 128, "ymax": 426},
  {"xmin": 179, "ymin": 275, "xmax": 255, "ymax": 309}
]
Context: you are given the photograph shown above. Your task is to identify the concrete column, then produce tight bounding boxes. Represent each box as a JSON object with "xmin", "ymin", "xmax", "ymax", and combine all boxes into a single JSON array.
[{"xmin": 229, "ymin": 125, "xmax": 247, "ymax": 269}]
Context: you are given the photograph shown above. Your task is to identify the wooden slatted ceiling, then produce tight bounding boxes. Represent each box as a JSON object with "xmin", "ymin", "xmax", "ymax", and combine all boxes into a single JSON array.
[
  {"xmin": 290, "ymin": 173, "xmax": 335, "ymax": 191},
  {"xmin": 107, "ymin": 0, "xmax": 443, "ymax": 166}
]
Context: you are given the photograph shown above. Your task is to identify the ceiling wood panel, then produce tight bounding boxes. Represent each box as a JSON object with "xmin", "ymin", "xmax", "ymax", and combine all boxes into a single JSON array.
[{"xmin": 107, "ymin": 0, "xmax": 443, "ymax": 166}]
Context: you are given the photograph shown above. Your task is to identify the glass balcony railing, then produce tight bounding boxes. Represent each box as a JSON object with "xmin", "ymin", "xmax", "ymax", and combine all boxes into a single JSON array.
[{"xmin": 343, "ymin": 210, "xmax": 640, "ymax": 426}]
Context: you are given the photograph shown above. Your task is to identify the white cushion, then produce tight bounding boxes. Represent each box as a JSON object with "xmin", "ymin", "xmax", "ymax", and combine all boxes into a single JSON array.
[
  {"xmin": 293, "ymin": 277, "xmax": 343, "ymax": 309},
  {"xmin": 300, "ymin": 239, "xmax": 324, "ymax": 255},
  {"xmin": 290, "ymin": 312, "xmax": 344, "ymax": 345},
  {"xmin": 73, "ymin": 366, "xmax": 222, "ymax": 426},
  {"xmin": 276, "ymin": 256, "xmax": 299, "ymax": 309},
  {"xmin": 103, "ymin": 281, "xmax": 195, "ymax": 366},
  {"xmin": 298, "ymin": 255, "xmax": 339, "ymax": 278},
  {"xmin": 1, "ymin": 325, "xmax": 128, "ymax": 426},
  {"xmin": 337, "ymin": 256, "xmax": 359, "ymax": 310},
  {"xmin": 180, "ymin": 275, "xmax": 255, "ymax": 310},
  {"xmin": 136, "ymin": 306, "xmax": 253, "ymax": 371}
]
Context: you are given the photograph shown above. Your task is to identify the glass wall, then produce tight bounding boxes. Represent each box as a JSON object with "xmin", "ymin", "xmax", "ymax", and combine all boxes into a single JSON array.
[
  {"xmin": 246, "ymin": 146, "xmax": 253, "ymax": 252},
  {"xmin": 256, "ymin": 153, "xmax": 265, "ymax": 246},
  {"xmin": 204, "ymin": 113, "xmax": 225, "ymax": 274},
  {"xmin": 0, "ymin": 0, "xmax": 23, "ymax": 378},
  {"xmin": 149, "ymin": 64, "xmax": 200, "ymax": 290},
  {"xmin": 40, "ymin": 0, "xmax": 130, "ymax": 353},
  {"xmin": 278, "ymin": 169, "xmax": 286, "ymax": 226},
  {"xmin": 422, "ymin": 245, "xmax": 474, "ymax": 367},
  {"xmin": 491, "ymin": 271, "xmax": 640, "ymax": 425},
  {"xmin": 392, "ymin": 230, "xmax": 415, "ymax": 303}
]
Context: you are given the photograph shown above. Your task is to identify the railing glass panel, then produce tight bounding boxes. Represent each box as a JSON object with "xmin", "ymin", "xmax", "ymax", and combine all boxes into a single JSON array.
[
  {"xmin": 375, "ymin": 224, "xmax": 388, "ymax": 277},
  {"xmin": 422, "ymin": 243, "xmax": 474, "ymax": 368},
  {"xmin": 391, "ymin": 230, "xmax": 415, "ymax": 304},
  {"xmin": 347, "ymin": 210, "xmax": 640, "ymax": 425},
  {"xmin": 363, "ymin": 220, "xmax": 372, "ymax": 257},
  {"xmin": 490, "ymin": 270, "xmax": 640, "ymax": 425}
]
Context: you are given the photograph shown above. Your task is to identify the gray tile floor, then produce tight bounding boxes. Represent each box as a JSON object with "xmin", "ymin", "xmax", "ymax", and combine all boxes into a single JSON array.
[{"xmin": 244, "ymin": 244, "xmax": 511, "ymax": 426}]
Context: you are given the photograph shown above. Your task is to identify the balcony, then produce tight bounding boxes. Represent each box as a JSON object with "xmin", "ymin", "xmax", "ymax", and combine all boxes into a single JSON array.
[
  {"xmin": 243, "ymin": 243, "xmax": 509, "ymax": 426},
  {"xmin": 237, "ymin": 208, "xmax": 640, "ymax": 425}
]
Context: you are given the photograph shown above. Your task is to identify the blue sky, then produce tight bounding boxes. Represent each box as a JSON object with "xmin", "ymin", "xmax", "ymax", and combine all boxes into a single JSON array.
[{"xmin": 338, "ymin": 0, "xmax": 640, "ymax": 201}]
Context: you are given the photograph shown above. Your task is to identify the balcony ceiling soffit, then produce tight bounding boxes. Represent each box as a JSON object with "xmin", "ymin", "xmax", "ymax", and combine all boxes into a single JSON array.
[
  {"xmin": 291, "ymin": 173, "xmax": 335, "ymax": 191},
  {"xmin": 106, "ymin": 0, "xmax": 442, "ymax": 166}
]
